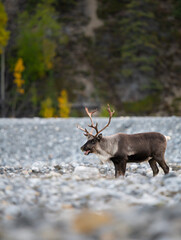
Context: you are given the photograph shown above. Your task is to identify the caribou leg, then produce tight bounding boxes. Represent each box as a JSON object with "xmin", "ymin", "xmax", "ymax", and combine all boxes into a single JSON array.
[
  {"xmin": 111, "ymin": 156, "xmax": 127, "ymax": 178},
  {"xmin": 149, "ymin": 159, "xmax": 159, "ymax": 176},
  {"xmin": 156, "ymin": 157, "xmax": 169, "ymax": 174}
]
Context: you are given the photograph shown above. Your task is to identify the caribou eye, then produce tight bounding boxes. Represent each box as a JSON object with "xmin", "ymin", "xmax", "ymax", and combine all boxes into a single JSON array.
[{"xmin": 91, "ymin": 139, "xmax": 95, "ymax": 144}]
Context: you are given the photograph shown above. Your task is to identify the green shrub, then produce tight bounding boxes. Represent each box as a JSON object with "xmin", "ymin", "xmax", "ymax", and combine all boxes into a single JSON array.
[{"xmin": 123, "ymin": 95, "xmax": 160, "ymax": 114}]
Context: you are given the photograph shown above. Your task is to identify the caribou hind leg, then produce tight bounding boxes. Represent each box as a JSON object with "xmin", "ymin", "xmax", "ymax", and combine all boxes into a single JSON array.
[
  {"xmin": 154, "ymin": 155, "xmax": 169, "ymax": 174},
  {"xmin": 148, "ymin": 159, "xmax": 159, "ymax": 176},
  {"xmin": 157, "ymin": 159, "xmax": 169, "ymax": 174}
]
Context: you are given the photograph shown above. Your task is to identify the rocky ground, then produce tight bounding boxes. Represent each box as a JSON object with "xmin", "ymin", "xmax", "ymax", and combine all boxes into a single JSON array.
[{"xmin": 0, "ymin": 117, "xmax": 181, "ymax": 240}]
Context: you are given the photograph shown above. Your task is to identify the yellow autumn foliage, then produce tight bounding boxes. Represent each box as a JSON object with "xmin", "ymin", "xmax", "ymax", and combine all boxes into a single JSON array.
[
  {"xmin": 18, "ymin": 88, "xmax": 24, "ymax": 94},
  {"xmin": 40, "ymin": 98, "xmax": 55, "ymax": 118},
  {"xmin": 14, "ymin": 72, "xmax": 21, "ymax": 80},
  {"xmin": 14, "ymin": 58, "xmax": 25, "ymax": 94},
  {"xmin": 14, "ymin": 58, "xmax": 25, "ymax": 72},
  {"xmin": 14, "ymin": 78, "xmax": 25, "ymax": 88},
  {"xmin": 0, "ymin": 2, "xmax": 10, "ymax": 54},
  {"xmin": 58, "ymin": 90, "xmax": 71, "ymax": 118}
]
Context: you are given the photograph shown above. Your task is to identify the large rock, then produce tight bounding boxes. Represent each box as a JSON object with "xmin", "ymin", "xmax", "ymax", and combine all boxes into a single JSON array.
[{"xmin": 73, "ymin": 166, "xmax": 100, "ymax": 179}]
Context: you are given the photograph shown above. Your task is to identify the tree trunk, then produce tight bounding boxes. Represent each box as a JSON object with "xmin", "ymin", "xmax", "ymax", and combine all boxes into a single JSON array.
[{"xmin": 1, "ymin": 48, "xmax": 5, "ymax": 117}]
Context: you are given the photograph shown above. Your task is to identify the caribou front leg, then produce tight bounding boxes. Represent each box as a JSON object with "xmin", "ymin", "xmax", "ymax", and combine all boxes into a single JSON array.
[{"xmin": 111, "ymin": 156, "xmax": 127, "ymax": 178}]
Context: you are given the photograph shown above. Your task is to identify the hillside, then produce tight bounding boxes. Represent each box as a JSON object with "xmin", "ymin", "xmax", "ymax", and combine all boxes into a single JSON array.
[{"xmin": 1, "ymin": 0, "xmax": 181, "ymax": 116}]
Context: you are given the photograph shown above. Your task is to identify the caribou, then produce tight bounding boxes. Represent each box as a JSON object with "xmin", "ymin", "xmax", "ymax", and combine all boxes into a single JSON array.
[{"xmin": 77, "ymin": 105, "xmax": 169, "ymax": 178}]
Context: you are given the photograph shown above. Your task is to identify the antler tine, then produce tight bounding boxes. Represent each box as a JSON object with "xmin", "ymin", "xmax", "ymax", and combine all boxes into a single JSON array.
[
  {"xmin": 85, "ymin": 107, "xmax": 99, "ymax": 135},
  {"xmin": 107, "ymin": 104, "xmax": 115, "ymax": 117},
  {"xmin": 77, "ymin": 125, "xmax": 93, "ymax": 136},
  {"xmin": 95, "ymin": 104, "xmax": 115, "ymax": 136},
  {"xmin": 77, "ymin": 107, "xmax": 98, "ymax": 136},
  {"xmin": 88, "ymin": 122, "xmax": 99, "ymax": 135},
  {"xmin": 85, "ymin": 107, "xmax": 97, "ymax": 126}
]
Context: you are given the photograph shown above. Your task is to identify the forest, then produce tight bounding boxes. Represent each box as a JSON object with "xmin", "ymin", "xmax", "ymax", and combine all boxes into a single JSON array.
[{"xmin": 1, "ymin": 0, "xmax": 181, "ymax": 117}]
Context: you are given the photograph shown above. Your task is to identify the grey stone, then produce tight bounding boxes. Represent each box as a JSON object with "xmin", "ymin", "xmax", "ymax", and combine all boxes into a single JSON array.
[
  {"xmin": 31, "ymin": 161, "xmax": 49, "ymax": 173},
  {"xmin": 73, "ymin": 166, "xmax": 100, "ymax": 179},
  {"xmin": 4, "ymin": 205, "xmax": 20, "ymax": 217}
]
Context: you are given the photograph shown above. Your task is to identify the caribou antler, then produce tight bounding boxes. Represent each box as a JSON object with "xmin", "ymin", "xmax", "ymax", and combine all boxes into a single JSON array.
[
  {"xmin": 95, "ymin": 104, "xmax": 115, "ymax": 136},
  {"xmin": 77, "ymin": 108, "xmax": 97, "ymax": 136},
  {"xmin": 77, "ymin": 104, "xmax": 115, "ymax": 137},
  {"xmin": 77, "ymin": 125, "xmax": 92, "ymax": 136},
  {"xmin": 85, "ymin": 107, "xmax": 99, "ymax": 135}
]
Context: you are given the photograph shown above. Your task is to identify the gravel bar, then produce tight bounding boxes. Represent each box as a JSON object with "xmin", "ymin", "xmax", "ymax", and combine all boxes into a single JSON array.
[{"xmin": 0, "ymin": 117, "xmax": 181, "ymax": 240}]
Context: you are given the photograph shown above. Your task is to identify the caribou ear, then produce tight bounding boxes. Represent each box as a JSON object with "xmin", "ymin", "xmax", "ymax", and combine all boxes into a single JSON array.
[{"xmin": 97, "ymin": 134, "xmax": 102, "ymax": 141}]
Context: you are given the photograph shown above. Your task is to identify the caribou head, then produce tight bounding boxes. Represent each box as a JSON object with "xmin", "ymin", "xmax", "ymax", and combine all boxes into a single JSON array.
[{"xmin": 77, "ymin": 104, "xmax": 115, "ymax": 155}]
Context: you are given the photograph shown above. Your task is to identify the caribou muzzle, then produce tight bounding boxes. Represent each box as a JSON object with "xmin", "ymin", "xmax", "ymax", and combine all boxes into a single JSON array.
[{"xmin": 81, "ymin": 144, "xmax": 91, "ymax": 155}]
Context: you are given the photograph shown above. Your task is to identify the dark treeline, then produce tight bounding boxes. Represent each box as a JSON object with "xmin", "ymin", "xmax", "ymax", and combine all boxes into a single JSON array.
[{"xmin": 0, "ymin": 0, "xmax": 181, "ymax": 117}]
